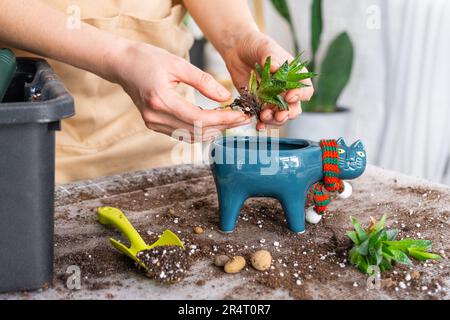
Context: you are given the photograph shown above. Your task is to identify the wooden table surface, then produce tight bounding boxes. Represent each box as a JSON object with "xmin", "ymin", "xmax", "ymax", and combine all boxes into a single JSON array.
[{"xmin": 1, "ymin": 165, "xmax": 449, "ymax": 300}]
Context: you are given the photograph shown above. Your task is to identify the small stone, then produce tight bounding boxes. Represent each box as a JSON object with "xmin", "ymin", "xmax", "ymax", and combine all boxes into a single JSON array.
[
  {"xmin": 273, "ymin": 241, "xmax": 280, "ymax": 247},
  {"xmin": 214, "ymin": 255, "xmax": 230, "ymax": 267},
  {"xmin": 251, "ymin": 250, "xmax": 272, "ymax": 271},
  {"xmin": 399, "ymin": 282, "xmax": 407, "ymax": 289},
  {"xmin": 296, "ymin": 280, "xmax": 302, "ymax": 286},
  {"xmin": 193, "ymin": 226, "xmax": 204, "ymax": 234},
  {"xmin": 225, "ymin": 256, "xmax": 246, "ymax": 274},
  {"xmin": 353, "ymin": 282, "xmax": 358, "ymax": 287},
  {"xmin": 405, "ymin": 273, "xmax": 412, "ymax": 281},
  {"xmin": 411, "ymin": 271, "xmax": 421, "ymax": 280}
]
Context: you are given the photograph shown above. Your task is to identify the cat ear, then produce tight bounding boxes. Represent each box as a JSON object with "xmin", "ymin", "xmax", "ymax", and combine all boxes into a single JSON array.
[
  {"xmin": 336, "ymin": 137, "xmax": 347, "ymax": 146},
  {"xmin": 352, "ymin": 140, "xmax": 365, "ymax": 149}
]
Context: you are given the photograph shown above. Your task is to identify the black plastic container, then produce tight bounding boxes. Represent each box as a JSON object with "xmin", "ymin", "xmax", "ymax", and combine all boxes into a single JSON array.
[{"xmin": 0, "ymin": 58, "xmax": 74, "ymax": 293}]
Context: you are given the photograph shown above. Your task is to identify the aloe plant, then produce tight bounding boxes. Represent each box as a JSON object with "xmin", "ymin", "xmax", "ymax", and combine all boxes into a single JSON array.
[
  {"xmin": 230, "ymin": 54, "xmax": 315, "ymax": 116},
  {"xmin": 347, "ymin": 214, "xmax": 441, "ymax": 275},
  {"xmin": 270, "ymin": 0, "xmax": 354, "ymax": 112}
]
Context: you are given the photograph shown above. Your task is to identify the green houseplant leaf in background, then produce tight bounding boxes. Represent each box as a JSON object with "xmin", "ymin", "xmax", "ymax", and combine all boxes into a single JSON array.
[
  {"xmin": 307, "ymin": 32, "xmax": 353, "ymax": 112},
  {"xmin": 270, "ymin": 0, "xmax": 300, "ymax": 53},
  {"xmin": 309, "ymin": 0, "xmax": 322, "ymax": 72},
  {"xmin": 270, "ymin": 0, "xmax": 355, "ymax": 113}
]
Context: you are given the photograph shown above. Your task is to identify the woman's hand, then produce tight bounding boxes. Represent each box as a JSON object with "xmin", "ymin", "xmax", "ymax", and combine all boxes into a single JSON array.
[
  {"xmin": 106, "ymin": 41, "xmax": 251, "ymax": 142},
  {"xmin": 223, "ymin": 31, "xmax": 314, "ymax": 131}
]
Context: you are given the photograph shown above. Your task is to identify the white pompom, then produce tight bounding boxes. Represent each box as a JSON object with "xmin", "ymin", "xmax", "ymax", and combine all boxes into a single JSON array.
[
  {"xmin": 338, "ymin": 181, "xmax": 353, "ymax": 199},
  {"xmin": 306, "ymin": 207, "xmax": 322, "ymax": 224}
]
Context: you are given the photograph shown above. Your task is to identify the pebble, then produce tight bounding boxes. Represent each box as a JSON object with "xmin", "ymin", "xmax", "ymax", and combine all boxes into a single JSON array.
[
  {"xmin": 224, "ymin": 256, "xmax": 246, "ymax": 274},
  {"xmin": 250, "ymin": 250, "xmax": 272, "ymax": 271},
  {"xmin": 214, "ymin": 255, "xmax": 231, "ymax": 267},
  {"xmin": 399, "ymin": 282, "xmax": 407, "ymax": 289},
  {"xmin": 193, "ymin": 226, "xmax": 204, "ymax": 234},
  {"xmin": 273, "ymin": 241, "xmax": 280, "ymax": 247}
]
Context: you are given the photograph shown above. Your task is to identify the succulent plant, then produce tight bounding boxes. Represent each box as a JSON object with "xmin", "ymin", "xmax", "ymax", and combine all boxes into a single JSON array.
[
  {"xmin": 347, "ymin": 214, "xmax": 441, "ymax": 275},
  {"xmin": 230, "ymin": 54, "xmax": 315, "ymax": 117}
]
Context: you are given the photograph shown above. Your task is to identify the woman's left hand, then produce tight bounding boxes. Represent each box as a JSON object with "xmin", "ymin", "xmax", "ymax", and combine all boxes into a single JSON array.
[{"xmin": 223, "ymin": 30, "xmax": 314, "ymax": 131}]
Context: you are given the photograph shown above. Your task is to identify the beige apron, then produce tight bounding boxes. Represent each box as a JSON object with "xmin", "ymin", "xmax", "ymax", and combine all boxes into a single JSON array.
[{"xmin": 11, "ymin": 0, "xmax": 194, "ymax": 184}]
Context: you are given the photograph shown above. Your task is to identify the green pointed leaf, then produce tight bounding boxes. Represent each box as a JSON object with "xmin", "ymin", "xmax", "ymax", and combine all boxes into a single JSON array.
[
  {"xmin": 357, "ymin": 257, "xmax": 370, "ymax": 274},
  {"xmin": 355, "ymin": 239, "xmax": 369, "ymax": 255},
  {"xmin": 273, "ymin": 61, "xmax": 289, "ymax": 81},
  {"xmin": 373, "ymin": 213, "xmax": 387, "ymax": 233},
  {"xmin": 262, "ymin": 56, "xmax": 272, "ymax": 82},
  {"xmin": 315, "ymin": 32, "xmax": 353, "ymax": 110},
  {"xmin": 387, "ymin": 247, "xmax": 413, "ymax": 265},
  {"xmin": 255, "ymin": 63, "xmax": 263, "ymax": 78},
  {"xmin": 289, "ymin": 54, "xmax": 301, "ymax": 68},
  {"xmin": 384, "ymin": 239, "xmax": 432, "ymax": 252},
  {"xmin": 385, "ymin": 229, "xmax": 399, "ymax": 241},
  {"xmin": 259, "ymin": 96, "xmax": 283, "ymax": 108},
  {"xmin": 285, "ymin": 81, "xmax": 306, "ymax": 90},
  {"xmin": 347, "ymin": 231, "xmax": 360, "ymax": 245},
  {"xmin": 350, "ymin": 217, "xmax": 368, "ymax": 243},
  {"xmin": 379, "ymin": 258, "xmax": 393, "ymax": 272},
  {"xmin": 407, "ymin": 249, "xmax": 441, "ymax": 261},
  {"xmin": 276, "ymin": 95, "xmax": 289, "ymax": 111},
  {"xmin": 287, "ymin": 72, "xmax": 317, "ymax": 82},
  {"xmin": 248, "ymin": 71, "xmax": 258, "ymax": 94}
]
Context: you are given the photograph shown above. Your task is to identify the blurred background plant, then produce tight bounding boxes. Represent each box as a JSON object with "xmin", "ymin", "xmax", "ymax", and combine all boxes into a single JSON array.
[{"xmin": 271, "ymin": 0, "xmax": 354, "ymax": 113}]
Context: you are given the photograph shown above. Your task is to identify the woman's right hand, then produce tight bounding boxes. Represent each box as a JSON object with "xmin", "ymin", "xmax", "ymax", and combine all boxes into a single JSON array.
[{"xmin": 104, "ymin": 40, "xmax": 251, "ymax": 142}]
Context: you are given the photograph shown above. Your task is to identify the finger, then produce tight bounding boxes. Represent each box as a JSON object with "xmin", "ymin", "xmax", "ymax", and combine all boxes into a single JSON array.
[
  {"xmin": 259, "ymin": 107, "xmax": 275, "ymax": 122},
  {"xmin": 273, "ymin": 110, "xmax": 289, "ymax": 124},
  {"xmin": 160, "ymin": 90, "xmax": 249, "ymax": 127},
  {"xmin": 285, "ymin": 88, "xmax": 303, "ymax": 104},
  {"xmin": 173, "ymin": 61, "xmax": 231, "ymax": 102},
  {"xmin": 287, "ymin": 102, "xmax": 302, "ymax": 120},
  {"xmin": 256, "ymin": 121, "xmax": 267, "ymax": 131},
  {"xmin": 143, "ymin": 109, "xmax": 252, "ymax": 136},
  {"xmin": 259, "ymin": 47, "xmax": 293, "ymax": 73},
  {"xmin": 148, "ymin": 122, "xmax": 224, "ymax": 143},
  {"xmin": 298, "ymin": 86, "xmax": 314, "ymax": 101},
  {"xmin": 259, "ymin": 106, "xmax": 289, "ymax": 126}
]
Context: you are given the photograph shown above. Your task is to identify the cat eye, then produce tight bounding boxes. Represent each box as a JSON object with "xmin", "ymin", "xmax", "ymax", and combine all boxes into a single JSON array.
[
  {"xmin": 338, "ymin": 149, "xmax": 345, "ymax": 154},
  {"xmin": 357, "ymin": 151, "xmax": 365, "ymax": 157}
]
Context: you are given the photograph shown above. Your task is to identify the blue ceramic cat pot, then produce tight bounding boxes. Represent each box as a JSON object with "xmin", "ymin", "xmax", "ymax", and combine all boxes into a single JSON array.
[{"xmin": 210, "ymin": 136, "xmax": 367, "ymax": 234}]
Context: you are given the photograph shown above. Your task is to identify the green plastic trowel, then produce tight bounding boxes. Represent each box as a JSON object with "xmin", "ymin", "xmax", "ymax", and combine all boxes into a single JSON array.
[{"xmin": 98, "ymin": 206, "xmax": 185, "ymax": 269}]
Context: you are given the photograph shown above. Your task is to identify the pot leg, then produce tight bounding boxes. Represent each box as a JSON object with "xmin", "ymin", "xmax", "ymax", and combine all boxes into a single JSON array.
[
  {"xmin": 279, "ymin": 192, "xmax": 306, "ymax": 234},
  {"xmin": 218, "ymin": 190, "xmax": 247, "ymax": 233}
]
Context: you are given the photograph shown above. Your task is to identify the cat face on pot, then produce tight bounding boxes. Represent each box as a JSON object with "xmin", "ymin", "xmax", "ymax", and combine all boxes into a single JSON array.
[{"xmin": 336, "ymin": 138, "xmax": 367, "ymax": 180}]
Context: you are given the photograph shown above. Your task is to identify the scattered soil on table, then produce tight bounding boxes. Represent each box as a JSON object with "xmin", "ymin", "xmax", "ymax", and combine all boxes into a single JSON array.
[
  {"xmin": 50, "ymin": 169, "xmax": 449, "ymax": 299},
  {"xmin": 136, "ymin": 246, "xmax": 190, "ymax": 284}
]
